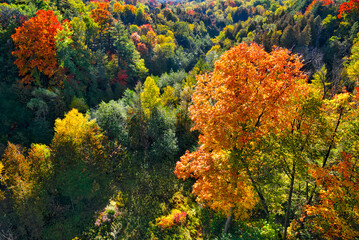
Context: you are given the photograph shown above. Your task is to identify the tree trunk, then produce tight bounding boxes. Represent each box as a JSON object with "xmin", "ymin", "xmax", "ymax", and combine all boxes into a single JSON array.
[
  {"xmin": 240, "ymin": 158, "xmax": 270, "ymax": 216},
  {"xmin": 283, "ymin": 163, "xmax": 296, "ymax": 240},
  {"xmin": 307, "ymin": 108, "xmax": 343, "ymax": 205},
  {"xmin": 224, "ymin": 207, "xmax": 234, "ymax": 234}
]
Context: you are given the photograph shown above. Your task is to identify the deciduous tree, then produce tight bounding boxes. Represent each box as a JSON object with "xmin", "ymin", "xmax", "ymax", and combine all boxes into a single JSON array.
[
  {"xmin": 1, "ymin": 143, "xmax": 51, "ymax": 238},
  {"xmin": 140, "ymin": 76, "xmax": 161, "ymax": 118},
  {"xmin": 11, "ymin": 10, "xmax": 63, "ymax": 87},
  {"xmin": 344, "ymin": 33, "xmax": 359, "ymax": 83},
  {"xmin": 90, "ymin": 0, "xmax": 112, "ymax": 50},
  {"xmin": 338, "ymin": 0, "xmax": 359, "ymax": 19},
  {"xmin": 306, "ymin": 0, "xmax": 333, "ymax": 13},
  {"xmin": 304, "ymin": 152, "xmax": 359, "ymax": 239},
  {"xmin": 175, "ymin": 43, "xmax": 309, "ymax": 230}
]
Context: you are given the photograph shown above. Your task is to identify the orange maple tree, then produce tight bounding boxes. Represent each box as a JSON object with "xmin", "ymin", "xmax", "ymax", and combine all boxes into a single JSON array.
[
  {"xmin": 90, "ymin": 0, "xmax": 111, "ymax": 33},
  {"xmin": 175, "ymin": 147, "xmax": 258, "ymax": 219},
  {"xmin": 175, "ymin": 43, "xmax": 309, "ymax": 218},
  {"xmin": 11, "ymin": 10, "xmax": 63, "ymax": 87},
  {"xmin": 185, "ymin": 43, "xmax": 308, "ymax": 151},
  {"xmin": 303, "ymin": 152, "xmax": 359, "ymax": 239}
]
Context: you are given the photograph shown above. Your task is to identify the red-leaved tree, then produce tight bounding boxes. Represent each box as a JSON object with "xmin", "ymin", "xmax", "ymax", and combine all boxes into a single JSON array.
[
  {"xmin": 338, "ymin": 0, "xmax": 359, "ymax": 18},
  {"xmin": 11, "ymin": 10, "xmax": 63, "ymax": 87}
]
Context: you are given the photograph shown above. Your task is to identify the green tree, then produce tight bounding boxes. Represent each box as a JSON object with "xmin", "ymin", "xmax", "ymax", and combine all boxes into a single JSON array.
[
  {"xmin": 110, "ymin": 20, "xmax": 148, "ymax": 85},
  {"xmin": 148, "ymin": 106, "xmax": 178, "ymax": 162},
  {"xmin": 56, "ymin": 17, "xmax": 93, "ymax": 91},
  {"xmin": 92, "ymin": 99, "xmax": 128, "ymax": 144},
  {"xmin": 298, "ymin": 24, "xmax": 311, "ymax": 47},
  {"xmin": 344, "ymin": 33, "xmax": 359, "ymax": 84},
  {"xmin": 280, "ymin": 25, "xmax": 299, "ymax": 49}
]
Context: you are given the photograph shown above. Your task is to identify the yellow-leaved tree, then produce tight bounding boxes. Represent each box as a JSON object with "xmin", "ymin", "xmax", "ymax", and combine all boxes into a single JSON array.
[
  {"xmin": 51, "ymin": 108, "xmax": 111, "ymax": 206},
  {"xmin": 0, "ymin": 108, "xmax": 122, "ymax": 239},
  {"xmin": 0, "ymin": 143, "xmax": 51, "ymax": 238},
  {"xmin": 140, "ymin": 76, "xmax": 161, "ymax": 118},
  {"xmin": 345, "ymin": 33, "xmax": 359, "ymax": 84}
]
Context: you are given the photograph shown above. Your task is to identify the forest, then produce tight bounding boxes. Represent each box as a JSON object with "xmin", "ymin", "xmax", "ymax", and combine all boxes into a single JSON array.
[{"xmin": 0, "ymin": 0, "xmax": 359, "ymax": 239}]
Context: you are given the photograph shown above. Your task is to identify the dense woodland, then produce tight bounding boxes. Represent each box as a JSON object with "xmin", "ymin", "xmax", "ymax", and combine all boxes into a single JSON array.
[{"xmin": 0, "ymin": 0, "xmax": 359, "ymax": 239}]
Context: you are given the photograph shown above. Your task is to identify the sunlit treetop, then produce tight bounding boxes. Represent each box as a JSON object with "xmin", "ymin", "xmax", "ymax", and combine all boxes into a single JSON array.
[
  {"xmin": 11, "ymin": 10, "xmax": 63, "ymax": 87},
  {"xmin": 90, "ymin": 0, "xmax": 111, "ymax": 32},
  {"xmin": 338, "ymin": 0, "xmax": 359, "ymax": 19},
  {"xmin": 190, "ymin": 43, "xmax": 309, "ymax": 151},
  {"xmin": 306, "ymin": 0, "xmax": 359, "ymax": 19},
  {"xmin": 306, "ymin": 0, "xmax": 333, "ymax": 12}
]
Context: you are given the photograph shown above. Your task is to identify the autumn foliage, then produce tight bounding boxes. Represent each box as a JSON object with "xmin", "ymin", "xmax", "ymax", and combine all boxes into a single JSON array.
[
  {"xmin": 303, "ymin": 153, "xmax": 359, "ymax": 239},
  {"xmin": 306, "ymin": 0, "xmax": 333, "ymax": 12},
  {"xmin": 338, "ymin": 0, "xmax": 359, "ymax": 18},
  {"xmin": 3, "ymin": 0, "xmax": 359, "ymax": 238},
  {"xmin": 11, "ymin": 10, "xmax": 63, "ymax": 86},
  {"xmin": 306, "ymin": 0, "xmax": 359, "ymax": 19},
  {"xmin": 175, "ymin": 147, "xmax": 258, "ymax": 219},
  {"xmin": 90, "ymin": 0, "xmax": 111, "ymax": 32},
  {"xmin": 52, "ymin": 108, "xmax": 107, "ymax": 167},
  {"xmin": 188, "ymin": 43, "xmax": 308, "ymax": 150},
  {"xmin": 175, "ymin": 43, "xmax": 309, "ymax": 218},
  {"xmin": 156, "ymin": 209, "xmax": 187, "ymax": 229}
]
